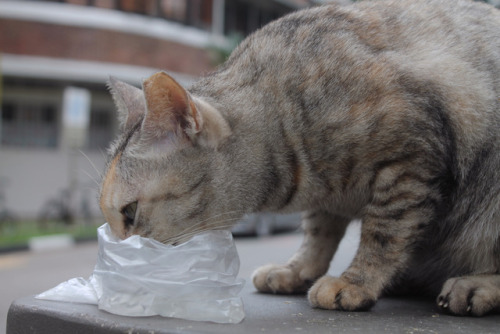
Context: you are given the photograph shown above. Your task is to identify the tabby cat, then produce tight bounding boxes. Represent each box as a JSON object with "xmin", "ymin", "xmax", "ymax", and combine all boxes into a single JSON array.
[{"xmin": 100, "ymin": 0, "xmax": 500, "ymax": 316}]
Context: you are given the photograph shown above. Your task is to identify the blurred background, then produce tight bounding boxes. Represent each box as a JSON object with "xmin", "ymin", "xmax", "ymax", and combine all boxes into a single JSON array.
[
  {"xmin": 0, "ymin": 0, "xmax": 335, "ymax": 249},
  {"xmin": 0, "ymin": 0, "xmax": 498, "ymax": 248},
  {"xmin": 1, "ymin": 0, "xmax": 499, "ymax": 332}
]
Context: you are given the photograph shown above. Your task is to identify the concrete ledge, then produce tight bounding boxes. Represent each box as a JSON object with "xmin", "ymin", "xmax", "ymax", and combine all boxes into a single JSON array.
[
  {"xmin": 28, "ymin": 234, "xmax": 74, "ymax": 252},
  {"xmin": 7, "ymin": 284, "xmax": 500, "ymax": 334}
]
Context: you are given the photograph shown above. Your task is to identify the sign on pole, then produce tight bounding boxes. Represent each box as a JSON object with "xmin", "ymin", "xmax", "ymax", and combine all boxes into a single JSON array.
[{"xmin": 61, "ymin": 86, "xmax": 91, "ymax": 149}]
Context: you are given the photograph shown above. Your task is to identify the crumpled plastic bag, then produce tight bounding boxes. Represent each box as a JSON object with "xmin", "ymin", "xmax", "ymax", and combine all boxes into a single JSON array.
[{"xmin": 36, "ymin": 223, "xmax": 245, "ymax": 324}]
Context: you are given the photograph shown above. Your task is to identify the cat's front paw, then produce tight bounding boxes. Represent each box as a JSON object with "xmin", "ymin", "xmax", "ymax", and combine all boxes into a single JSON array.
[
  {"xmin": 308, "ymin": 276, "xmax": 376, "ymax": 311},
  {"xmin": 437, "ymin": 276, "xmax": 500, "ymax": 316},
  {"xmin": 252, "ymin": 264, "xmax": 312, "ymax": 294}
]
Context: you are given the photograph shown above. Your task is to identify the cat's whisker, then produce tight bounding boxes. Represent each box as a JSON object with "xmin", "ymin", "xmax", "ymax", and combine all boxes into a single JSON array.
[
  {"xmin": 167, "ymin": 211, "xmax": 244, "ymax": 239},
  {"xmin": 164, "ymin": 220, "xmax": 237, "ymax": 244},
  {"xmin": 99, "ymin": 148, "xmax": 108, "ymax": 163},
  {"xmin": 160, "ymin": 217, "xmax": 241, "ymax": 245},
  {"xmin": 162, "ymin": 223, "xmax": 238, "ymax": 245},
  {"xmin": 78, "ymin": 150, "xmax": 103, "ymax": 180},
  {"xmin": 80, "ymin": 169, "xmax": 101, "ymax": 188}
]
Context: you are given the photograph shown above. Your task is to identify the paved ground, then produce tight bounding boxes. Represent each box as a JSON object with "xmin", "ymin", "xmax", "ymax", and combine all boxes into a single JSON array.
[
  {"xmin": 0, "ymin": 242, "xmax": 98, "ymax": 334},
  {"xmin": 3, "ymin": 228, "xmax": 303, "ymax": 334},
  {"xmin": 3, "ymin": 222, "xmax": 500, "ymax": 333}
]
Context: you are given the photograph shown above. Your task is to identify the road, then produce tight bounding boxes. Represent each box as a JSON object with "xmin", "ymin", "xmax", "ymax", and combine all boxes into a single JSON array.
[{"xmin": 0, "ymin": 223, "xmax": 361, "ymax": 334}]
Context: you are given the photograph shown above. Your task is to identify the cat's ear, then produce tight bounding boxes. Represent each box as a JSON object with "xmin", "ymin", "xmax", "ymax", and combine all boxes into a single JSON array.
[
  {"xmin": 141, "ymin": 71, "xmax": 231, "ymax": 150},
  {"xmin": 107, "ymin": 77, "xmax": 146, "ymax": 132}
]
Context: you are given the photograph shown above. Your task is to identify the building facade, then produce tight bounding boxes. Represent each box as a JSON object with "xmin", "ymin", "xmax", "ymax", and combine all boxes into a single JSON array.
[{"xmin": 0, "ymin": 0, "xmax": 309, "ymax": 219}]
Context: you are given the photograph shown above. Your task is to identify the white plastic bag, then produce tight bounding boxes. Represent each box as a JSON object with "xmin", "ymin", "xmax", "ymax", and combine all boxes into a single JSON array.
[{"xmin": 36, "ymin": 223, "xmax": 245, "ymax": 324}]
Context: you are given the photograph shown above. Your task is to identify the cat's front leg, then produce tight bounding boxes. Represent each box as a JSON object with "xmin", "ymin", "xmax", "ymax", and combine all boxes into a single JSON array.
[
  {"xmin": 309, "ymin": 190, "xmax": 435, "ymax": 311},
  {"xmin": 252, "ymin": 211, "xmax": 350, "ymax": 294}
]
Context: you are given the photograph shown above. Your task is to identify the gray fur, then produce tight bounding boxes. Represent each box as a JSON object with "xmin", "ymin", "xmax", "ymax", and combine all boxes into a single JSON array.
[{"xmin": 102, "ymin": 0, "xmax": 500, "ymax": 316}]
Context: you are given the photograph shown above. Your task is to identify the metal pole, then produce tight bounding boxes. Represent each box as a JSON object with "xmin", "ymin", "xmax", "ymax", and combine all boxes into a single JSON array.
[
  {"xmin": 212, "ymin": 0, "xmax": 225, "ymax": 36},
  {"xmin": 0, "ymin": 53, "xmax": 3, "ymax": 145}
]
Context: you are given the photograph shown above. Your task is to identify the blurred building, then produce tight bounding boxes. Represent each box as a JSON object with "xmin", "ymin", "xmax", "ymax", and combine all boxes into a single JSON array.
[
  {"xmin": 7, "ymin": 0, "xmax": 496, "ymax": 220},
  {"xmin": 0, "ymin": 0, "xmax": 312, "ymax": 219}
]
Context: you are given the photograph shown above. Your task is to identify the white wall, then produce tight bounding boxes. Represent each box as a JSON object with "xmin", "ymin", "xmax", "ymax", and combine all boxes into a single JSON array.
[{"xmin": 0, "ymin": 147, "xmax": 107, "ymax": 219}]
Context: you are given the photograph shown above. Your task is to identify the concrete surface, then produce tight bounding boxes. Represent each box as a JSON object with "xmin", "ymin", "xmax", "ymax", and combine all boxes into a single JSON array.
[
  {"xmin": 7, "ymin": 284, "xmax": 500, "ymax": 334},
  {"xmin": 0, "ymin": 242, "xmax": 99, "ymax": 334},
  {"xmin": 0, "ymin": 148, "xmax": 106, "ymax": 218},
  {"xmin": 5, "ymin": 222, "xmax": 500, "ymax": 333},
  {"xmin": 28, "ymin": 234, "xmax": 74, "ymax": 252}
]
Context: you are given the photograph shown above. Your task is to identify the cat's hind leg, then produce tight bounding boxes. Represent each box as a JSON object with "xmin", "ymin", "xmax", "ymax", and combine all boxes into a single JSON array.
[
  {"xmin": 437, "ymin": 275, "xmax": 500, "ymax": 316},
  {"xmin": 252, "ymin": 211, "xmax": 350, "ymax": 294}
]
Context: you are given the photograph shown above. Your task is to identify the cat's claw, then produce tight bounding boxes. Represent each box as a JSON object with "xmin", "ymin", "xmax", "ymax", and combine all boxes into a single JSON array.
[
  {"xmin": 308, "ymin": 276, "xmax": 376, "ymax": 311},
  {"xmin": 437, "ymin": 276, "xmax": 500, "ymax": 316},
  {"xmin": 252, "ymin": 264, "xmax": 312, "ymax": 294}
]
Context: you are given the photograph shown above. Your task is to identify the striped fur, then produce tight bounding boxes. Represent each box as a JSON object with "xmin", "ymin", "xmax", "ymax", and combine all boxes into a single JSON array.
[{"xmin": 101, "ymin": 0, "xmax": 500, "ymax": 316}]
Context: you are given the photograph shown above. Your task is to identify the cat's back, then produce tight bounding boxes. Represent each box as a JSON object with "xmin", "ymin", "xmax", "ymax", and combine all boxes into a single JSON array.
[
  {"xmin": 202, "ymin": 0, "xmax": 500, "ymax": 107},
  {"xmin": 255, "ymin": 0, "xmax": 500, "ymax": 58},
  {"xmin": 192, "ymin": 0, "xmax": 500, "ymax": 219},
  {"xmin": 207, "ymin": 0, "xmax": 500, "ymax": 149},
  {"xmin": 217, "ymin": 0, "xmax": 498, "ymax": 77}
]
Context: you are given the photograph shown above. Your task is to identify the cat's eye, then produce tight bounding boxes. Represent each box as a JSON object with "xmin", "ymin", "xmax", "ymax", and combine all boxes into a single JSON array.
[{"xmin": 121, "ymin": 201, "xmax": 137, "ymax": 227}]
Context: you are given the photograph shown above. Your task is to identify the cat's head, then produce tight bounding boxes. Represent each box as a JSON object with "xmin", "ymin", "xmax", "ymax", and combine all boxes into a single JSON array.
[{"xmin": 100, "ymin": 72, "xmax": 233, "ymax": 244}]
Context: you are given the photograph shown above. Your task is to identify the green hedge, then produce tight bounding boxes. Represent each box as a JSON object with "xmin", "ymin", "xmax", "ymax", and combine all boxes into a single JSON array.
[{"xmin": 0, "ymin": 220, "xmax": 100, "ymax": 248}]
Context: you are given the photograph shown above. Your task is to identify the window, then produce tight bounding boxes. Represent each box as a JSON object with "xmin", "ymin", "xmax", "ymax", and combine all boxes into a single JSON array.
[
  {"xmin": 51, "ymin": 0, "xmax": 217, "ymax": 32},
  {"xmin": 1, "ymin": 104, "xmax": 15, "ymax": 122},
  {"xmin": 224, "ymin": 0, "xmax": 285, "ymax": 36},
  {"xmin": 161, "ymin": 0, "xmax": 188, "ymax": 22},
  {"xmin": 87, "ymin": 107, "xmax": 114, "ymax": 150},
  {"xmin": 1, "ymin": 102, "xmax": 59, "ymax": 148},
  {"xmin": 41, "ymin": 105, "xmax": 56, "ymax": 123}
]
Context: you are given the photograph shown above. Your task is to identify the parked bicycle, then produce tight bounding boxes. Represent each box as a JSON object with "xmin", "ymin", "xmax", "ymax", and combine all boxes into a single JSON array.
[
  {"xmin": 0, "ymin": 177, "xmax": 17, "ymax": 231},
  {"xmin": 38, "ymin": 181, "xmax": 98, "ymax": 228},
  {"xmin": 38, "ymin": 189, "xmax": 74, "ymax": 227}
]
